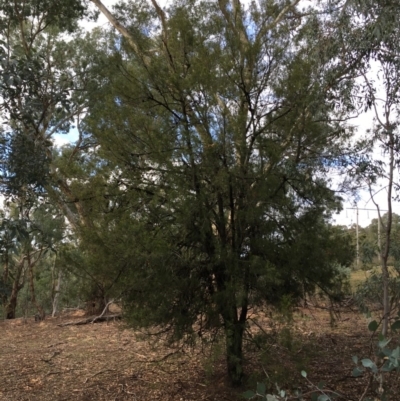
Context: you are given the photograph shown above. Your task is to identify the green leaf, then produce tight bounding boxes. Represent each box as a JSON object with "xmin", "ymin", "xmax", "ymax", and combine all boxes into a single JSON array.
[
  {"xmin": 381, "ymin": 361, "xmax": 393, "ymax": 372},
  {"xmin": 257, "ymin": 382, "xmax": 266, "ymax": 396},
  {"xmin": 378, "ymin": 338, "xmax": 391, "ymax": 349},
  {"xmin": 266, "ymin": 396, "xmax": 279, "ymax": 401},
  {"xmin": 391, "ymin": 346, "xmax": 400, "ymax": 359},
  {"xmin": 301, "ymin": 370, "xmax": 307, "ymax": 378},
  {"xmin": 368, "ymin": 320, "xmax": 378, "ymax": 332},
  {"xmin": 243, "ymin": 390, "xmax": 255, "ymax": 399},
  {"xmin": 318, "ymin": 395, "xmax": 330, "ymax": 401},
  {"xmin": 391, "ymin": 320, "xmax": 400, "ymax": 332},
  {"xmin": 352, "ymin": 367, "xmax": 364, "ymax": 377},
  {"xmin": 311, "ymin": 392, "xmax": 319, "ymax": 401},
  {"xmin": 361, "ymin": 359, "xmax": 378, "ymax": 373},
  {"xmin": 352, "ymin": 355, "xmax": 358, "ymax": 365}
]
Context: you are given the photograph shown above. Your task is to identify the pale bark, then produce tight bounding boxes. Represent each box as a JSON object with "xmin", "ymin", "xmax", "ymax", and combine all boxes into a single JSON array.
[
  {"xmin": 364, "ymin": 72, "xmax": 395, "ymax": 337},
  {"xmin": 90, "ymin": 0, "xmax": 149, "ymax": 64},
  {"xmin": 52, "ymin": 265, "xmax": 62, "ymax": 318}
]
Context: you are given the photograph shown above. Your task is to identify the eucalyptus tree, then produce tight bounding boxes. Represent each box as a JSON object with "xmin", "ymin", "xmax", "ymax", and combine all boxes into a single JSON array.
[
  {"xmin": 0, "ymin": 200, "xmax": 65, "ymax": 319},
  {"xmin": 0, "ymin": 0, "xmax": 127, "ymax": 315},
  {"xmin": 0, "ymin": 0, "xmax": 98, "ymax": 209},
  {"xmin": 359, "ymin": 213, "xmax": 400, "ymax": 269},
  {"xmin": 347, "ymin": 0, "xmax": 400, "ymax": 336},
  {"xmin": 79, "ymin": 0, "xmax": 363, "ymax": 384},
  {"xmin": 0, "ymin": 0, "xmax": 101, "ymax": 319}
]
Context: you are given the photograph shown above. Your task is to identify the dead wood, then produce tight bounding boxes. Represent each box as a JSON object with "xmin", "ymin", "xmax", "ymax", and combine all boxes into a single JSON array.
[
  {"xmin": 57, "ymin": 314, "xmax": 121, "ymax": 327},
  {"xmin": 58, "ymin": 300, "xmax": 121, "ymax": 327}
]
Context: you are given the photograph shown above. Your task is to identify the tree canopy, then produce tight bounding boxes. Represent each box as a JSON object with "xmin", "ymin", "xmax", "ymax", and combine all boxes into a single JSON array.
[
  {"xmin": 69, "ymin": 0, "xmax": 360, "ymax": 384},
  {"xmin": 2, "ymin": 0, "xmax": 400, "ymax": 387}
]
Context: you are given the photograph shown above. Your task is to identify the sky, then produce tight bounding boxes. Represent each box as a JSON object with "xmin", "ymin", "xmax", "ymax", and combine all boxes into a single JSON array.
[{"xmin": 52, "ymin": 0, "xmax": 398, "ymax": 228}]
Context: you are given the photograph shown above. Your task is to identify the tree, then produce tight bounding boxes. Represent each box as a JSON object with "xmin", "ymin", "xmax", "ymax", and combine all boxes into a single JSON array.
[
  {"xmin": 79, "ymin": 0, "xmax": 360, "ymax": 384},
  {"xmin": 0, "ymin": 0, "xmax": 100, "ymax": 319},
  {"xmin": 0, "ymin": 0, "xmax": 103, "ymax": 221},
  {"xmin": 348, "ymin": 0, "xmax": 400, "ymax": 336},
  {"xmin": 50, "ymin": 143, "xmax": 130, "ymax": 315},
  {"xmin": 0, "ymin": 200, "xmax": 65, "ymax": 319}
]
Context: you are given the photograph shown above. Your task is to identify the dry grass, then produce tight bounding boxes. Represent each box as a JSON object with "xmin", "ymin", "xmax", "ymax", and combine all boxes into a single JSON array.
[
  {"xmin": 350, "ymin": 266, "xmax": 398, "ymax": 291},
  {"xmin": 1, "ymin": 300, "xmax": 400, "ymax": 401},
  {"xmin": 350, "ymin": 269, "xmax": 372, "ymax": 290}
]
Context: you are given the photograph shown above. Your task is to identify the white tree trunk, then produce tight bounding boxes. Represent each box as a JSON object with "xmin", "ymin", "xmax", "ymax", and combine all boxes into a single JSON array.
[{"xmin": 52, "ymin": 267, "xmax": 63, "ymax": 318}]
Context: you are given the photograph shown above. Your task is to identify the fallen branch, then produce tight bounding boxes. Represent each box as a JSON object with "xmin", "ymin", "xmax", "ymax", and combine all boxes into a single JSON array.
[
  {"xmin": 58, "ymin": 299, "xmax": 122, "ymax": 327},
  {"xmin": 62, "ymin": 307, "xmax": 84, "ymax": 313},
  {"xmin": 57, "ymin": 314, "xmax": 121, "ymax": 327},
  {"xmin": 92, "ymin": 299, "xmax": 115, "ymax": 323}
]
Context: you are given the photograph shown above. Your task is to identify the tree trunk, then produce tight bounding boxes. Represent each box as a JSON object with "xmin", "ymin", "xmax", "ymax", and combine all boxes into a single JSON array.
[
  {"xmin": 85, "ymin": 296, "xmax": 106, "ymax": 316},
  {"xmin": 224, "ymin": 320, "xmax": 245, "ymax": 386},
  {"xmin": 5, "ymin": 293, "xmax": 17, "ymax": 319},
  {"xmin": 28, "ymin": 252, "xmax": 45, "ymax": 320},
  {"xmin": 221, "ymin": 297, "xmax": 247, "ymax": 386},
  {"xmin": 52, "ymin": 267, "xmax": 62, "ymax": 317},
  {"xmin": 379, "ymin": 129, "xmax": 394, "ymax": 337},
  {"xmin": 5, "ymin": 259, "xmax": 26, "ymax": 319},
  {"xmin": 215, "ymin": 259, "xmax": 249, "ymax": 385},
  {"xmin": 382, "ymin": 262, "xmax": 390, "ymax": 336}
]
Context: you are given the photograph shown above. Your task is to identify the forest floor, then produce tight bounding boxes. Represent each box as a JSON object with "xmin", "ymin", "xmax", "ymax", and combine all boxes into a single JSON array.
[{"xmin": 0, "ymin": 301, "xmax": 399, "ymax": 401}]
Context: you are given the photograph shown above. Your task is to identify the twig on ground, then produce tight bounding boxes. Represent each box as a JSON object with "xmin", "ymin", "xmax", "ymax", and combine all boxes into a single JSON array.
[
  {"xmin": 84, "ymin": 369, "xmax": 115, "ymax": 383},
  {"xmin": 359, "ymin": 374, "xmax": 373, "ymax": 401}
]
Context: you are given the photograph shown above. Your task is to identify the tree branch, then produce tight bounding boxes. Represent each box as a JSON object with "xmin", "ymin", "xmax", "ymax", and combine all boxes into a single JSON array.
[{"xmin": 90, "ymin": 0, "xmax": 150, "ymax": 65}]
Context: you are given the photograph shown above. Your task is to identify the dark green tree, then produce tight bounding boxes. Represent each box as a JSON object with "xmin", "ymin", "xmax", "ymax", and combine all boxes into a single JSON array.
[
  {"xmin": 49, "ymin": 143, "xmax": 129, "ymax": 315},
  {"xmin": 77, "ymin": 0, "xmax": 362, "ymax": 384}
]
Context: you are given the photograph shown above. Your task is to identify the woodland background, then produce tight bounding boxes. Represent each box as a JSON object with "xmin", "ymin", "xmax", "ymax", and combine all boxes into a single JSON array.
[{"xmin": 1, "ymin": 0, "xmax": 400, "ymax": 399}]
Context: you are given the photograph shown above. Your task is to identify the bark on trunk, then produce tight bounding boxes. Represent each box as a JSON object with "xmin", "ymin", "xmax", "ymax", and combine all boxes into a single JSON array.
[
  {"xmin": 52, "ymin": 267, "xmax": 62, "ymax": 317},
  {"xmin": 5, "ymin": 294, "xmax": 17, "ymax": 319},
  {"xmin": 221, "ymin": 298, "xmax": 247, "ymax": 386},
  {"xmin": 85, "ymin": 297, "xmax": 106, "ymax": 316},
  {"xmin": 28, "ymin": 252, "xmax": 45, "ymax": 320},
  {"xmin": 225, "ymin": 321, "xmax": 245, "ymax": 386},
  {"xmin": 382, "ymin": 262, "xmax": 390, "ymax": 336},
  {"xmin": 5, "ymin": 259, "xmax": 25, "ymax": 319},
  {"xmin": 377, "ymin": 128, "xmax": 394, "ymax": 337}
]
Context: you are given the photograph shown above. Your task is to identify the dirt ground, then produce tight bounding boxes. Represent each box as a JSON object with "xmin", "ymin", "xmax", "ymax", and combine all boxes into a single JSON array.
[{"xmin": 0, "ymin": 303, "xmax": 399, "ymax": 401}]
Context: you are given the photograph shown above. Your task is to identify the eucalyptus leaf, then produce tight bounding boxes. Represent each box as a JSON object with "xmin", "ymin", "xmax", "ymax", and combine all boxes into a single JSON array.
[{"xmin": 368, "ymin": 320, "xmax": 378, "ymax": 332}]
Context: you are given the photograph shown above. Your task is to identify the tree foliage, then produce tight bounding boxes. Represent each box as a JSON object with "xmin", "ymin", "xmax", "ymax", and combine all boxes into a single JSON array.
[
  {"xmin": 3, "ymin": 0, "xmax": 399, "ymax": 388},
  {"xmin": 70, "ymin": 0, "xmax": 362, "ymax": 384}
]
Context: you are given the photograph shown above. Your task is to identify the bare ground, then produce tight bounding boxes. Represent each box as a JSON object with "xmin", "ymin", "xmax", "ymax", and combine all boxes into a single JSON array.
[{"xmin": 0, "ymin": 303, "xmax": 399, "ymax": 401}]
